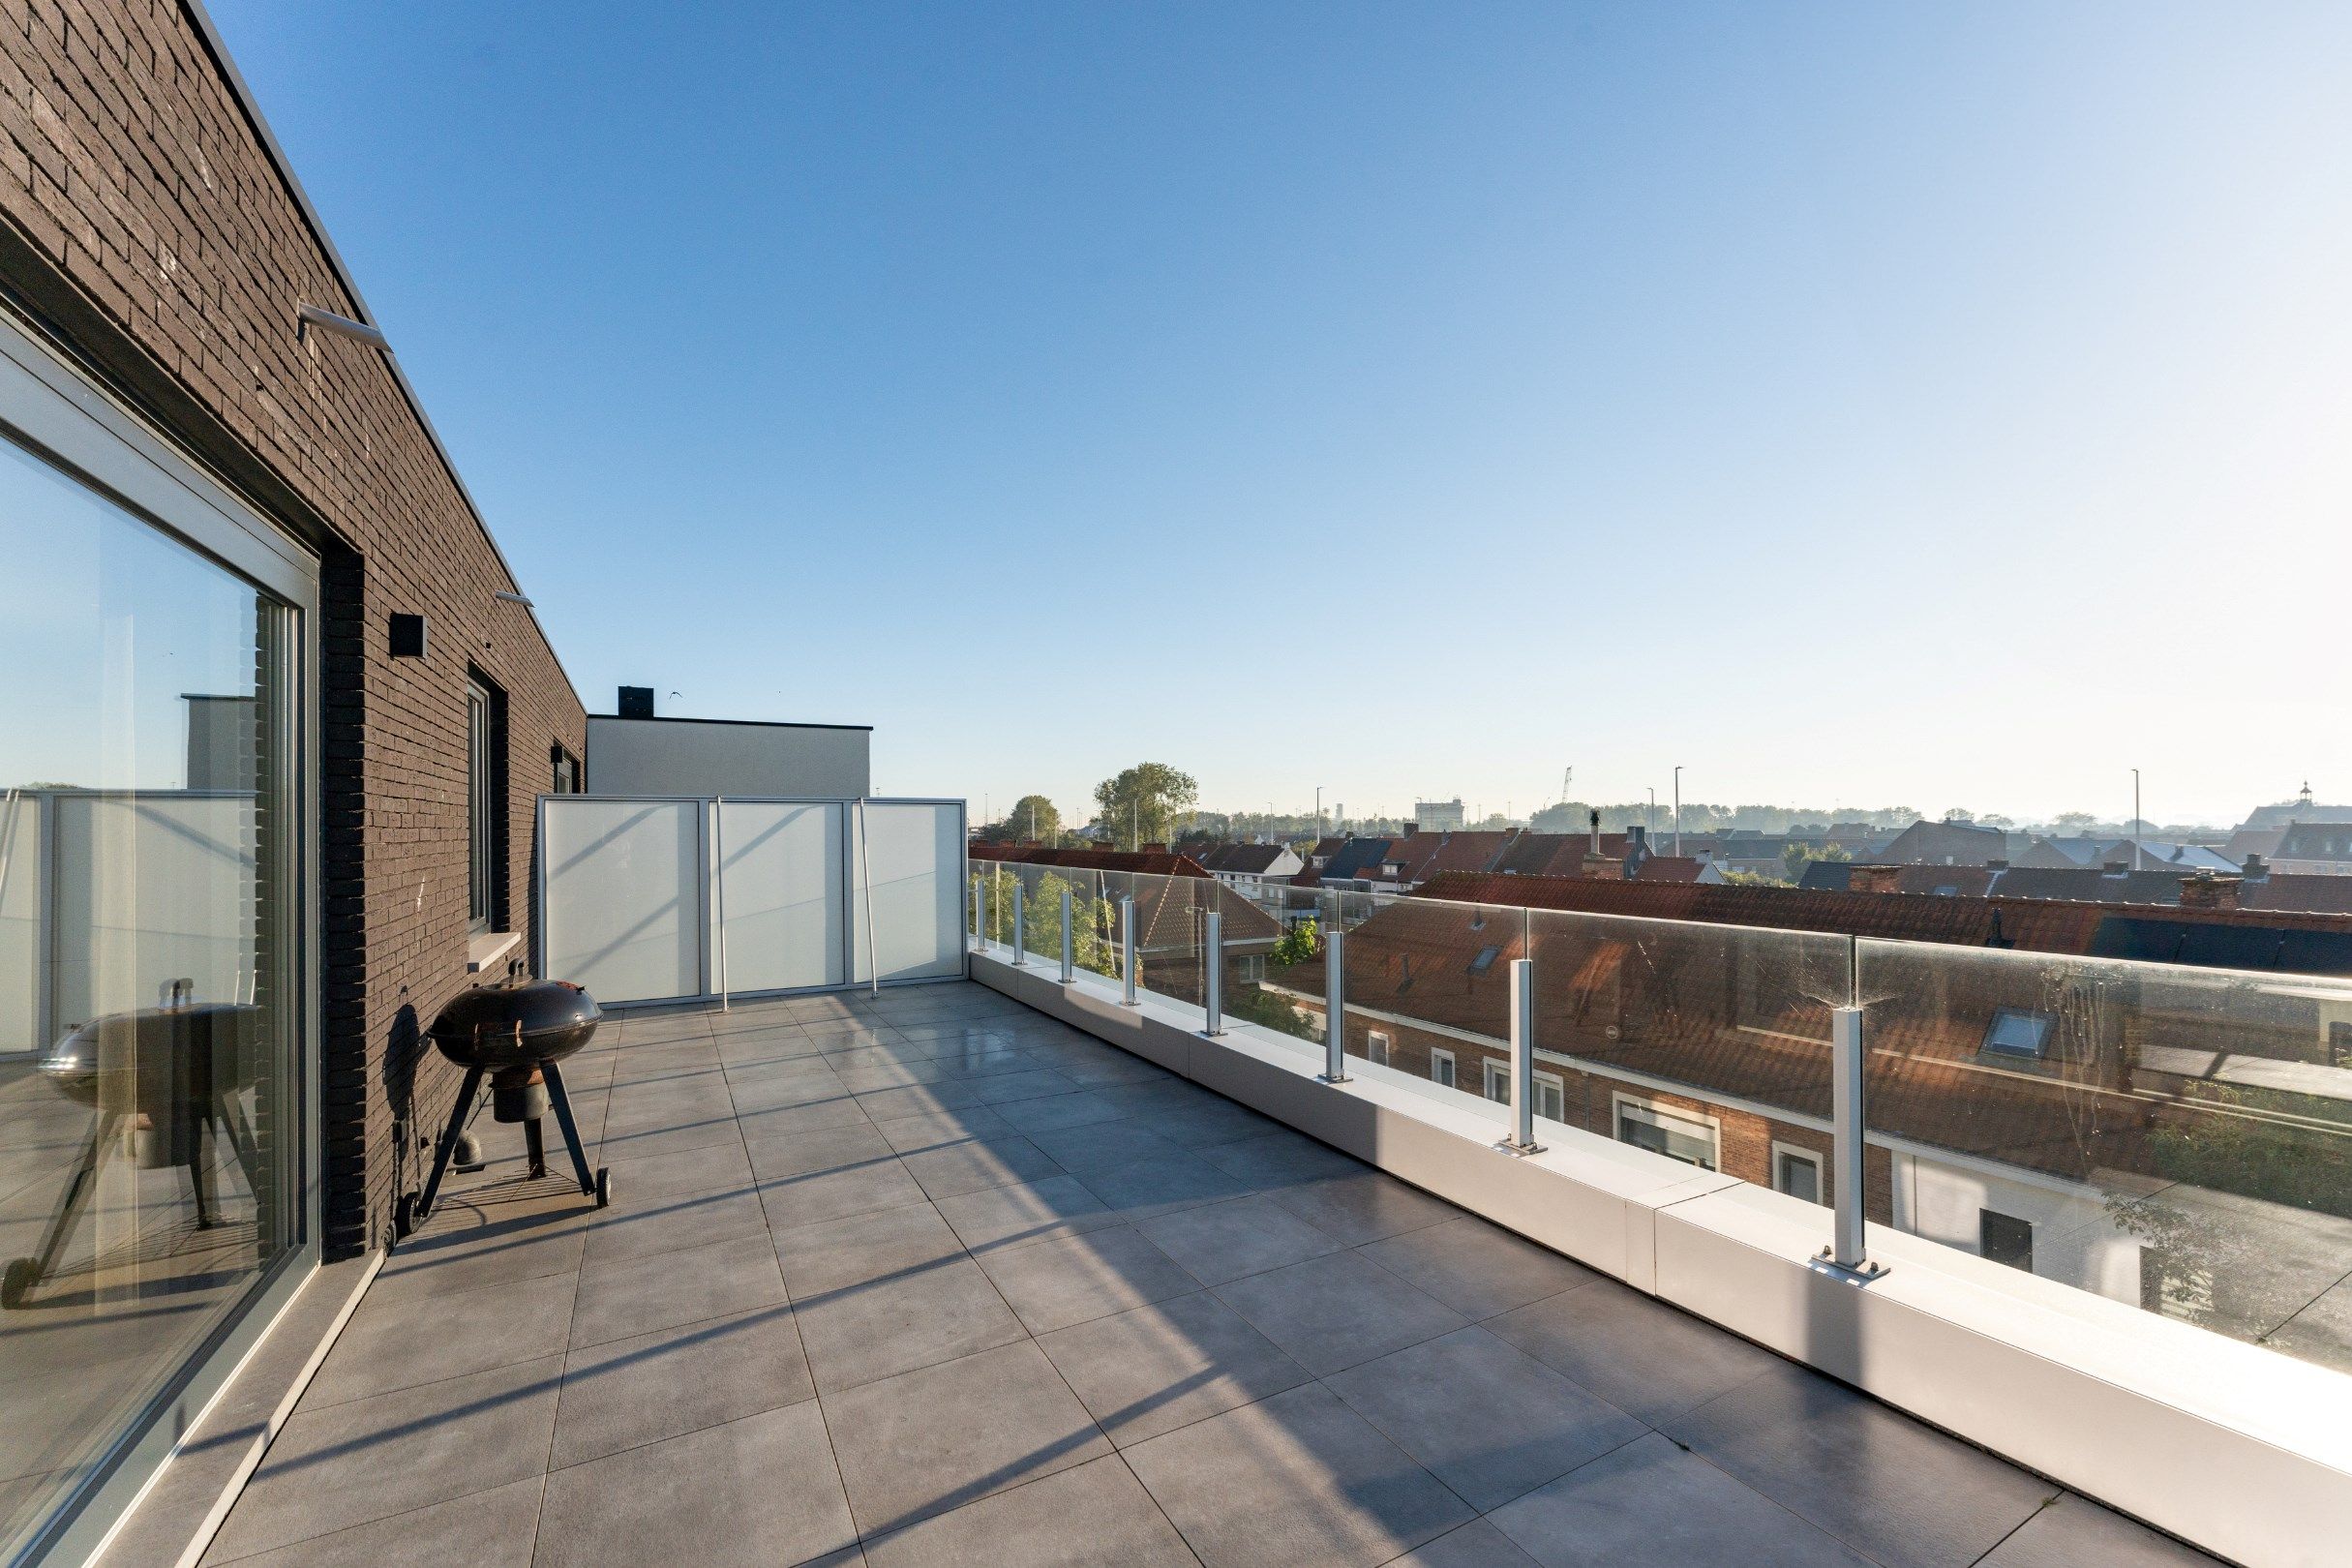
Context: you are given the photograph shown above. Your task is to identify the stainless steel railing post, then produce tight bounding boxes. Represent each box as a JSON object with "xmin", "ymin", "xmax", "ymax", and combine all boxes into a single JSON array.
[
  {"xmin": 1202, "ymin": 909, "xmax": 1223, "ymax": 1035},
  {"xmin": 1011, "ymin": 880, "xmax": 1027, "ymax": 966},
  {"xmin": 1493, "ymin": 958, "xmax": 1542, "ymax": 1154},
  {"xmin": 1060, "ymin": 888, "xmax": 1074, "ymax": 982},
  {"xmin": 1120, "ymin": 897, "xmax": 1138, "ymax": 1006},
  {"xmin": 1320, "ymin": 925, "xmax": 1348, "ymax": 1082},
  {"xmin": 1823, "ymin": 1005, "xmax": 1885, "ymax": 1276}
]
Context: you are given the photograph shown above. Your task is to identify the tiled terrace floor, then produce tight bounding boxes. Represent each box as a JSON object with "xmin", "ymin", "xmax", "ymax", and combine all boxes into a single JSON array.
[{"xmin": 200, "ymin": 982, "xmax": 2214, "ymax": 1567}]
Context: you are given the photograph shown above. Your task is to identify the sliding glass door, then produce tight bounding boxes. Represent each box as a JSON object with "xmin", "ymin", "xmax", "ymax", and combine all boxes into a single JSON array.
[{"xmin": 0, "ymin": 334, "xmax": 314, "ymax": 1561}]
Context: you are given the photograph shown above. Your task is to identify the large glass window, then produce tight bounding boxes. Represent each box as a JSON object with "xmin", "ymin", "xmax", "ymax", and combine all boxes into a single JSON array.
[{"xmin": 0, "ymin": 428, "xmax": 302, "ymax": 1556}]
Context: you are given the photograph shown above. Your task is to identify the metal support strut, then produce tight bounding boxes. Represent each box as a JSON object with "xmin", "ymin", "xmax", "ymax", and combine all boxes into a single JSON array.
[
  {"xmin": 1819, "ymin": 1005, "xmax": 1885, "ymax": 1280},
  {"xmin": 1203, "ymin": 909, "xmax": 1224, "ymax": 1036},
  {"xmin": 1493, "ymin": 958, "xmax": 1544, "ymax": 1156},
  {"xmin": 1320, "ymin": 925, "xmax": 1349, "ymax": 1082}
]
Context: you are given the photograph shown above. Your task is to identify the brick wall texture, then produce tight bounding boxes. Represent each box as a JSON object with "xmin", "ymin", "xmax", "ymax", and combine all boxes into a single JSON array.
[{"xmin": 0, "ymin": 1, "xmax": 587, "ymax": 1258}]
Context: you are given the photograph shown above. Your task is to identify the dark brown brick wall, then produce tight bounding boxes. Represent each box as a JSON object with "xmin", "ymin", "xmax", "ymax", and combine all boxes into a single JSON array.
[{"xmin": 0, "ymin": 1, "xmax": 587, "ymax": 1259}]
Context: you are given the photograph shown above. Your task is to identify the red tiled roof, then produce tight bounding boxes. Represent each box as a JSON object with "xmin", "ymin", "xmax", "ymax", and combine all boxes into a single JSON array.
[
  {"xmin": 1411, "ymin": 871, "xmax": 2352, "ymax": 954},
  {"xmin": 969, "ymin": 843, "xmax": 1211, "ymax": 878},
  {"xmin": 1633, "ymin": 856, "xmax": 1707, "ymax": 884}
]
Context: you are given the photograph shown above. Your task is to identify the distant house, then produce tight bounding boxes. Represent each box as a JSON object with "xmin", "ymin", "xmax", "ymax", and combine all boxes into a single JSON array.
[
  {"xmin": 2014, "ymin": 836, "xmax": 2235, "ymax": 873},
  {"xmin": 2275, "ymin": 823, "xmax": 2352, "ymax": 877},
  {"xmin": 1194, "ymin": 841, "xmax": 1305, "ymax": 890},
  {"xmin": 1874, "ymin": 818, "xmax": 2008, "ymax": 867}
]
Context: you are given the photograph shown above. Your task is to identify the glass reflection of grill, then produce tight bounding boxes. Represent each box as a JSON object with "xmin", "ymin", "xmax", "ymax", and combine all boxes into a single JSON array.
[
  {"xmin": 4, "ymin": 995, "xmax": 264, "ymax": 1310},
  {"xmin": 397, "ymin": 980, "xmax": 611, "ymax": 1236}
]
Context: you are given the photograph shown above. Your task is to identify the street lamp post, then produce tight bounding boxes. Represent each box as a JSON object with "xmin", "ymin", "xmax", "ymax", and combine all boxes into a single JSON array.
[
  {"xmin": 1674, "ymin": 767, "xmax": 1683, "ymax": 858},
  {"xmin": 1647, "ymin": 788, "xmax": 1656, "ymax": 837},
  {"xmin": 2132, "ymin": 769, "xmax": 2142, "ymax": 870}
]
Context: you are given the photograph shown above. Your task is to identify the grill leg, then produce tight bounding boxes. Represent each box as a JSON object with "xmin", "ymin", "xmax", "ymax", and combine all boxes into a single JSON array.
[
  {"xmin": 410, "ymin": 1066, "xmax": 486, "ymax": 1227},
  {"xmin": 32, "ymin": 1111, "xmax": 121, "ymax": 1280},
  {"xmin": 523, "ymin": 1117, "xmax": 547, "ymax": 1180},
  {"xmin": 541, "ymin": 1062, "xmax": 598, "ymax": 1196}
]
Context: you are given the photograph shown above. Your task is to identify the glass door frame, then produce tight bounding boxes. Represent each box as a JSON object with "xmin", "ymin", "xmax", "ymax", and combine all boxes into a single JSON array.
[{"xmin": 0, "ymin": 306, "xmax": 322, "ymax": 1567}]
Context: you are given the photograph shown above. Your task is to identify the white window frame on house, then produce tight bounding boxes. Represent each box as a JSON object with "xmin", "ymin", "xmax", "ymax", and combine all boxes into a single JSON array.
[
  {"xmin": 1533, "ymin": 1069, "xmax": 1565, "ymax": 1123},
  {"xmin": 1611, "ymin": 1091, "xmax": 1721, "ymax": 1171},
  {"xmin": 1366, "ymin": 1030, "xmax": 1392, "ymax": 1067},
  {"xmin": 1429, "ymin": 1047, "xmax": 1456, "ymax": 1089},
  {"xmin": 1483, "ymin": 1058, "xmax": 1510, "ymax": 1104},
  {"xmin": 1771, "ymin": 1139, "xmax": 1825, "ymax": 1206}
]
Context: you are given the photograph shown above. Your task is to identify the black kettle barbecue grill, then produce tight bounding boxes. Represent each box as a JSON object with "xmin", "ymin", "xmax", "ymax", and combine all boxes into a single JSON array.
[
  {"xmin": 398, "ymin": 980, "xmax": 611, "ymax": 1236},
  {"xmin": 3, "ymin": 990, "xmax": 265, "ymax": 1309}
]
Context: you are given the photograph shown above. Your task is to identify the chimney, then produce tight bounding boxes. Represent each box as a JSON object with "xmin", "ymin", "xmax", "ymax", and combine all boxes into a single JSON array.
[
  {"xmin": 2244, "ymin": 853, "xmax": 2269, "ymax": 880},
  {"xmin": 1628, "ymin": 825, "xmax": 1647, "ymax": 853},
  {"xmin": 2101, "ymin": 859, "xmax": 2129, "ymax": 876},
  {"xmin": 1588, "ymin": 808, "xmax": 1601, "ymax": 854},
  {"xmin": 1985, "ymin": 859, "xmax": 2009, "ymax": 871},
  {"xmin": 618, "ymin": 684, "xmax": 654, "ymax": 719},
  {"xmin": 2180, "ymin": 873, "xmax": 2243, "ymax": 912},
  {"xmin": 1850, "ymin": 864, "xmax": 1906, "ymax": 895}
]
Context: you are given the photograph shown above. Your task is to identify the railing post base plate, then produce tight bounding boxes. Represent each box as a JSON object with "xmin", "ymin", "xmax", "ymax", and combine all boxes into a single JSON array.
[
  {"xmin": 1492, "ymin": 1137, "xmax": 1545, "ymax": 1158},
  {"xmin": 1811, "ymin": 1249, "xmax": 1889, "ymax": 1284}
]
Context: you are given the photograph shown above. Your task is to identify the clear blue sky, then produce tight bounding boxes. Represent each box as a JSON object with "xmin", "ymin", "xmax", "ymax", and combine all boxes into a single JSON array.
[{"xmin": 215, "ymin": 1, "xmax": 2352, "ymax": 829}]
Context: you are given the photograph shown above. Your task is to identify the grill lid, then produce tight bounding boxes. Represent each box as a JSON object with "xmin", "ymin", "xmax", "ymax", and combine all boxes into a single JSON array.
[{"xmin": 428, "ymin": 980, "xmax": 602, "ymax": 1067}]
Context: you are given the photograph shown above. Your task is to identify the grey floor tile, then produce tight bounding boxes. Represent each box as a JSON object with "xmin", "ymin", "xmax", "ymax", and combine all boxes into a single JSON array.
[
  {"xmin": 868, "ymin": 1103, "xmax": 1017, "ymax": 1153},
  {"xmin": 1215, "ymin": 1251, "xmax": 1468, "ymax": 1376},
  {"xmin": 859, "ymin": 1454, "xmax": 1196, "ymax": 1568},
  {"xmin": 1324, "ymin": 1326, "xmax": 1644, "ymax": 1512},
  {"xmin": 598, "ymin": 1138, "xmax": 755, "ymax": 1201},
  {"xmin": 1025, "ymin": 1120, "xmax": 1193, "ymax": 1175},
  {"xmin": 1079, "ymin": 1151, "xmax": 1255, "ymax": 1221},
  {"xmin": 1051, "ymin": 1053, "xmax": 1177, "ymax": 1088},
  {"xmin": 759, "ymin": 1155, "xmax": 931, "ymax": 1229},
  {"xmin": 1194, "ymin": 1128, "xmax": 1362, "ymax": 1189},
  {"xmin": 1139, "ymin": 1097, "xmax": 1281, "ymax": 1149},
  {"xmin": 854, "ymin": 1081, "xmax": 991, "ymax": 1121},
  {"xmin": 1267, "ymin": 1171, "xmax": 1458, "ymax": 1246},
  {"xmin": 773, "ymin": 1201, "xmax": 966, "ymax": 1301},
  {"xmin": 822, "ymin": 1341, "xmax": 1113, "ymax": 1535},
  {"xmin": 744, "ymin": 1122, "xmax": 898, "ymax": 1181},
  {"xmin": 794, "ymin": 1256, "xmax": 1028, "ymax": 1392},
  {"xmin": 552, "ymin": 1305, "xmax": 813, "ymax": 1469},
  {"xmin": 205, "ymin": 1356, "xmax": 563, "ymax": 1561},
  {"xmin": 899, "ymin": 1133, "xmax": 1068, "ymax": 1200},
  {"xmin": 1139, "ymin": 1192, "xmax": 1344, "ymax": 1285},
  {"xmin": 370, "ymin": 1201, "xmax": 590, "ymax": 1305},
  {"xmin": 198, "ymin": 1477, "xmax": 544, "ymax": 1568},
  {"xmin": 976, "ymin": 1226, "xmax": 1203, "ymax": 1334},
  {"xmin": 569, "ymin": 1233, "xmax": 787, "ymax": 1349},
  {"xmin": 833, "ymin": 1059, "xmax": 960, "ymax": 1095},
  {"xmin": 1358, "ymin": 1217, "xmax": 1598, "ymax": 1321},
  {"xmin": 932, "ymin": 1174, "xmax": 1126, "ymax": 1254},
  {"xmin": 1125, "ymin": 1381, "xmax": 1474, "ymax": 1568},
  {"xmin": 727, "ymin": 1069, "xmax": 860, "ymax": 1122},
  {"xmin": 1484, "ymin": 1281, "xmax": 1776, "ymax": 1425},
  {"xmin": 306, "ymin": 1272, "xmax": 574, "ymax": 1408},
  {"xmin": 735, "ymin": 1094, "xmax": 875, "ymax": 1140},
  {"xmin": 1384, "ymin": 1518, "xmax": 1543, "ymax": 1568},
  {"xmin": 535, "ymin": 1402, "xmax": 857, "ymax": 1568},
  {"xmin": 989, "ymin": 1087, "xmax": 1136, "ymax": 1134},
  {"xmin": 1491, "ymin": 1432, "xmax": 1874, "ymax": 1568},
  {"xmin": 583, "ymin": 1187, "xmax": 771, "ymax": 1268},
  {"xmin": 1659, "ymin": 1363, "xmax": 2058, "ymax": 1568},
  {"xmin": 966, "ymin": 1068, "xmax": 1083, "ymax": 1103},
  {"xmin": 1975, "ymin": 1493, "xmax": 2216, "ymax": 1567},
  {"xmin": 1036, "ymin": 1288, "xmax": 1313, "ymax": 1447}
]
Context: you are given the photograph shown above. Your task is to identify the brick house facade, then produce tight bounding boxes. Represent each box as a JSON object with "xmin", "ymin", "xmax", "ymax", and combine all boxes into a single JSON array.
[{"xmin": 0, "ymin": 0, "xmax": 585, "ymax": 1262}]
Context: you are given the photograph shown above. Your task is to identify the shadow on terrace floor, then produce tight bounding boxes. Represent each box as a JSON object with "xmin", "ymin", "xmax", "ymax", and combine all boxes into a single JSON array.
[{"xmin": 187, "ymin": 981, "xmax": 2215, "ymax": 1568}]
